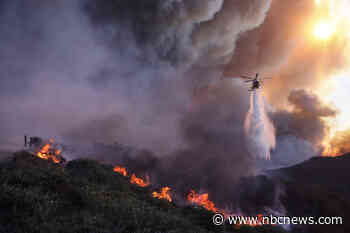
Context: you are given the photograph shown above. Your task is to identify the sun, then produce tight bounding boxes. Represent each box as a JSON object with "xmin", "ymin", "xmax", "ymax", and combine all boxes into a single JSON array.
[{"xmin": 313, "ymin": 21, "xmax": 335, "ymax": 40}]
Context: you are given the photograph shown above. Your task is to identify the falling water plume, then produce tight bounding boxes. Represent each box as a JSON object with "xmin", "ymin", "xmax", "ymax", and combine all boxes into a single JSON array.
[{"xmin": 244, "ymin": 90, "xmax": 276, "ymax": 160}]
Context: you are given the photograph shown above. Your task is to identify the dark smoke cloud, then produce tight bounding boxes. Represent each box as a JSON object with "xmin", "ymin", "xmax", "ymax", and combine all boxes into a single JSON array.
[
  {"xmin": 0, "ymin": 0, "xmax": 274, "ymax": 210},
  {"xmin": 287, "ymin": 89, "xmax": 337, "ymax": 118},
  {"xmin": 268, "ymin": 89, "xmax": 337, "ymax": 168},
  {"xmin": 1, "ymin": 0, "xmax": 346, "ymax": 211},
  {"xmin": 87, "ymin": 0, "xmax": 271, "ymax": 67},
  {"xmin": 108, "ymin": 80, "xmax": 257, "ymax": 208},
  {"xmin": 0, "ymin": 0, "xmax": 272, "ymax": 156},
  {"xmin": 0, "ymin": 0, "xmax": 190, "ymax": 154}
]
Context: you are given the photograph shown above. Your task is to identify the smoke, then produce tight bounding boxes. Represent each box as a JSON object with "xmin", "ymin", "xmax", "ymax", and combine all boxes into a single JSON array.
[
  {"xmin": 244, "ymin": 90, "xmax": 275, "ymax": 160},
  {"xmin": 325, "ymin": 129, "xmax": 350, "ymax": 156},
  {"xmin": 1, "ymin": 0, "xmax": 347, "ymax": 212},
  {"xmin": 225, "ymin": 0, "xmax": 350, "ymax": 105},
  {"xmin": 222, "ymin": 0, "xmax": 349, "ymax": 167},
  {"xmin": 267, "ymin": 89, "xmax": 337, "ymax": 167},
  {"xmin": 0, "ymin": 0, "xmax": 273, "ymax": 157},
  {"xmin": 0, "ymin": 0, "xmax": 276, "ymax": 207},
  {"xmin": 86, "ymin": 0, "xmax": 271, "ymax": 67}
]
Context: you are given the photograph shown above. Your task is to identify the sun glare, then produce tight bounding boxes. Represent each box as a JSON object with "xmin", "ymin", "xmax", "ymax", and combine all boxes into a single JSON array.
[
  {"xmin": 313, "ymin": 21, "xmax": 334, "ymax": 40},
  {"xmin": 322, "ymin": 74, "xmax": 350, "ymax": 132}
]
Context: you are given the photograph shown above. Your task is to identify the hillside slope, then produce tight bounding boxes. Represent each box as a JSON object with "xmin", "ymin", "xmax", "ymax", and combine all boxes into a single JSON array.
[
  {"xmin": 271, "ymin": 154, "xmax": 350, "ymax": 233},
  {"xmin": 0, "ymin": 151, "xmax": 282, "ymax": 233}
]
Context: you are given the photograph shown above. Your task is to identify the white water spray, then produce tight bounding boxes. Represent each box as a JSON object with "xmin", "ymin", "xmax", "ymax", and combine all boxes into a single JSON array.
[{"xmin": 244, "ymin": 90, "xmax": 276, "ymax": 160}]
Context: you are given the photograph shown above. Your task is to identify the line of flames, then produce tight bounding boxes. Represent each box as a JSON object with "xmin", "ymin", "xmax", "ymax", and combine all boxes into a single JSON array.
[
  {"xmin": 113, "ymin": 165, "xmax": 262, "ymax": 228},
  {"xmin": 113, "ymin": 166, "xmax": 150, "ymax": 187},
  {"xmin": 114, "ymin": 166, "xmax": 172, "ymax": 203},
  {"xmin": 32, "ymin": 148, "xmax": 270, "ymax": 228}
]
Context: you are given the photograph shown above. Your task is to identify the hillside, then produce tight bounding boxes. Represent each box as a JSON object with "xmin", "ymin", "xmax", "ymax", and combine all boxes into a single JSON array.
[
  {"xmin": 0, "ymin": 151, "xmax": 282, "ymax": 233},
  {"xmin": 2, "ymin": 150, "xmax": 350, "ymax": 233},
  {"xmin": 270, "ymin": 154, "xmax": 350, "ymax": 233}
]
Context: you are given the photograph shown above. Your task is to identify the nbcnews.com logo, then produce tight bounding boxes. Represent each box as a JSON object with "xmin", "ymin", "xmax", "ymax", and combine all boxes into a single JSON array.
[{"xmin": 212, "ymin": 213, "xmax": 343, "ymax": 226}]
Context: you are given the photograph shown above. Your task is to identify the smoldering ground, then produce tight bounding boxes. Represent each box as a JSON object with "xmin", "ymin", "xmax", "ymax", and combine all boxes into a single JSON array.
[{"xmin": 0, "ymin": 0, "xmax": 347, "ymax": 211}]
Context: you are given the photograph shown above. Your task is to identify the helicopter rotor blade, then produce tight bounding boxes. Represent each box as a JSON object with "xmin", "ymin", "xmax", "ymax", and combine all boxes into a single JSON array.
[{"xmin": 240, "ymin": 75, "xmax": 253, "ymax": 79}]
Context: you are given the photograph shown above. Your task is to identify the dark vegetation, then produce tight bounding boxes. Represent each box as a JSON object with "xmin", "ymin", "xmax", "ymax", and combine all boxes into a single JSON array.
[
  {"xmin": 0, "ymin": 151, "xmax": 284, "ymax": 233},
  {"xmin": 239, "ymin": 154, "xmax": 350, "ymax": 233},
  {"xmin": 272, "ymin": 154, "xmax": 350, "ymax": 233},
  {"xmin": 1, "ymin": 150, "xmax": 350, "ymax": 233}
]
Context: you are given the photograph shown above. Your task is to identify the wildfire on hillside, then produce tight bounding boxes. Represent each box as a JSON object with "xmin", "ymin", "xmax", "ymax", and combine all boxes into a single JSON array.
[
  {"xmin": 152, "ymin": 187, "xmax": 172, "ymax": 202},
  {"xmin": 36, "ymin": 139, "xmax": 64, "ymax": 164},
  {"xmin": 187, "ymin": 190, "xmax": 219, "ymax": 213},
  {"xmin": 113, "ymin": 165, "xmax": 150, "ymax": 187},
  {"xmin": 130, "ymin": 174, "xmax": 150, "ymax": 187},
  {"xmin": 111, "ymin": 165, "xmax": 270, "ymax": 227},
  {"xmin": 113, "ymin": 166, "xmax": 128, "ymax": 176},
  {"xmin": 322, "ymin": 129, "xmax": 350, "ymax": 157}
]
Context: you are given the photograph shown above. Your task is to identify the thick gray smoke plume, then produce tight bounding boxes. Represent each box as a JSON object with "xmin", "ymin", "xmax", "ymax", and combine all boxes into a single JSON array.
[
  {"xmin": 0, "ymin": 0, "xmax": 272, "ymax": 157},
  {"xmin": 87, "ymin": 0, "xmax": 271, "ymax": 67},
  {"xmin": 1, "ymin": 0, "xmax": 344, "ymax": 211},
  {"xmin": 244, "ymin": 90, "xmax": 275, "ymax": 160},
  {"xmin": 268, "ymin": 89, "xmax": 337, "ymax": 168},
  {"xmin": 0, "ymin": 0, "xmax": 276, "ymax": 207}
]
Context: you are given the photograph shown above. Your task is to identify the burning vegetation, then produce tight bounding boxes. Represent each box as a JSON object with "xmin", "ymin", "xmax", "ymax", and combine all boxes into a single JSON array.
[
  {"xmin": 36, "ymin": 139, "xmax": 65, "ymax": 164},
  {"xmin": 187, "ymin": 190, "xmax": 219, "ymax": 213},
  {"xmin": 130, "ymin": 174, "xmax": 150, "ymax": 187},
  {"xmin": 113, "ymin": 166, "xmax": 128, "ymax": 176},
  {"xmin": 152, "ymin": 187, "xmax": 172, "ymax": 202},
  {"xmin": 113, "ymin": 165, "xmax": 150, "ymax": 187},
  {"xmin": 4, "ymin": 150, "xmax": 349, "ymax": 233},
  {"xmin": 112, "ymin": 165, "xmax": 220, "ymax": 208},
  {"xmin": 31, "ymin": 142, "xmax": 275, "ymax": 228},
  {"xmin": 323, "ymin": 129, "xmax": 350, "ymax": 157},
  {"xmin": 113, "ymin": 165, "xmax": 173, "ymax": 202}
]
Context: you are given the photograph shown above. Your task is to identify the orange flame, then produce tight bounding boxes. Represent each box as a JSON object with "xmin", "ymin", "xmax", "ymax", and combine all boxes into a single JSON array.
[
  {"xmin": 323, "ymin": 141, "xmax": 350, "ymax": 157},
  {"xmin": 321, "ymin": 129, "xmax": 350, "ymax": 157},
  {"xmin": 130, "ymin": 174, "xmax": 150, "ymax": 187},
  {"xmin": 187, "ymin": 190, "xmax": 218, "ymax": 213},
  {"xmin": 36, "ymin": 140, "xmax": 63, "ymax": 164},
  {"xmin": 152, "ymin": 187, "xmax": 172, "ymax": 202},
  {"xmin": 113, "ymin": 166, "xmax": 128, "ymax": 176}
]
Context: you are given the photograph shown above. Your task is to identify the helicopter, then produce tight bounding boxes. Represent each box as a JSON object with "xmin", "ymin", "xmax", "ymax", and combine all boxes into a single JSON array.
[
  {"xmin": 240, "ymin": 73, "xmax": 272, "ymax": 91},
  {"xmin": 193, "ymin": 72, "xmax": 272, "ymax": 97}
]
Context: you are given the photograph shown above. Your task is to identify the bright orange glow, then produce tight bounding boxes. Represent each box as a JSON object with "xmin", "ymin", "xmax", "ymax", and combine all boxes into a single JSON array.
[
  {"xmin": 323, "ymin": 129, "xmax": 350, "ymax": 156},
  {"xmin": 311, "ymin": 0, "xmax": 350, "ymax": 41},
  {"xmin": 187, "ymin": 190, "xmax": 218, "ymax": 213},
  {"xmin": 130, "ymin": 174, "xmax": 150, "ymax": 187},
  {"xmin": 113, "ymin": 166, "xmax": 128, "ymax": 176},
  {"xmin": 317, "ymin": 73, "xmax": 350, "ymax": 156},
  {"xmin": 111, "ymin": 163, "xmax": 268, "ymax": 228},
  {"xmin": 36, "ymin": 139, "xmax": 63, "ymax": 164},
  {"xmin": 152, "ymin": 187, "xmax": 172, "ymax": 202},
  {"xmin": 187, "ymin": 190, "xmax": 265, "ymax": 227},
  {"xmin": 311, "ymin": 0, "xmax": 350, "ymax": 156}
]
